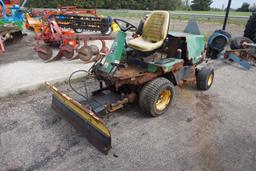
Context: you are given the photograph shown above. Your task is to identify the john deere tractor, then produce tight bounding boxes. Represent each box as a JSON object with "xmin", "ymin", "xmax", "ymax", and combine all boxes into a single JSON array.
[{"xmin": 47, "ymin": 11, "xmax": 214, "ymax": 154}]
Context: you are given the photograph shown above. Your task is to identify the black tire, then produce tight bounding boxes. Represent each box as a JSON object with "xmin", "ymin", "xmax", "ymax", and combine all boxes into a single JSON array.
[
  {"xmin": 101, "ymin": 16, "xmax": 112, "ymax": 35},
  {"xmin": 196, "ymin": 67, "xmax": 214, "ymax": 91},
  {"xmin": 101, "ymin": 27, "xmax": 112, "ymax": 35},
  {"xmin": 230, "ymin": 37, "xmax": 253, "ymax": 50},
  {"xmin": 244, "ymin": 13, "xmax": 256, "ymax": 43},
  {"xmin": 74, "ymin": 28, "xmax": 83, "ymax": 33},
  {"xmin": 12, "ymin": 31, "xmax": 23, "ymax": 41},
  {"xmin": 139, "ymin": 77, "xmax": 174, "ymax": 117}
]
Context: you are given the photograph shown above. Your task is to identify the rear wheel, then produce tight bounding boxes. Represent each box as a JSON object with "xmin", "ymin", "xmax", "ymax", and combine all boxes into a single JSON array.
[
  {"xmin": 230, "ymin": 37, "xmax": 253, "ymax": 50},
  {"xmin": 139, "ymin": 77, "xmax": 174, "ymax": 117},
  {"xmin": 196, "ymin": 67, "xmax": 214, "ymax": 90}
]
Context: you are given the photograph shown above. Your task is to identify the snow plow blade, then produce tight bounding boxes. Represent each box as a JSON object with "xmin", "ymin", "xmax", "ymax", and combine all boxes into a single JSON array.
[{"xmin": 46, "ymin": 82, "xmax": 111, "ymax": 154}]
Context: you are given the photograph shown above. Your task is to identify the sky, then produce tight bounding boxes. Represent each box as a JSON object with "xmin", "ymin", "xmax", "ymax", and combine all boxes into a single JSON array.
[{"xmin": 211, "ymin": 0, "xmax": 255, "ymax": 9}]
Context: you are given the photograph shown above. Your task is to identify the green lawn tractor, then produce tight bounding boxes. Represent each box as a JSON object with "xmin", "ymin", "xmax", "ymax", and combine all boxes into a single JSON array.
[{"xmin": 46, "ymin": 11, "xmax": 215, "ymax": 154}]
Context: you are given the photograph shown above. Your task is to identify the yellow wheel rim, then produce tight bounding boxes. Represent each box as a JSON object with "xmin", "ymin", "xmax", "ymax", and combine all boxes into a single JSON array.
[
  {"xmin": 156, "ymin": 89, "xmax": 171, "ymax": 111},
  {"xmin": 208, "ymin": 74, "xmax": 214, "ymax": 86}
]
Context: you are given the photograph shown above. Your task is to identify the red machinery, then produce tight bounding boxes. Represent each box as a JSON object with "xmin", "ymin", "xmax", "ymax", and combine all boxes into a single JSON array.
[
  {"xmin": 42, "ymin": 6, "xmax": 97, "ymax": 21},
  {"xmin": 34, "ymin": 4, "xmax": 115, "ymax": 62},
  {"xmin": 41, "ymin": 7, "xmax": 112, "ymax": 35},
  {"xmin": 35, "ymin": 18, "xmax": 115, "ymax": 62}
]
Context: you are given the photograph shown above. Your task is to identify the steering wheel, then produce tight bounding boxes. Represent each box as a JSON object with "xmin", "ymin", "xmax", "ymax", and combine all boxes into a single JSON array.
[{"xmin": 113, "ymin": 18, "xmax": 137, "ymax": 32}]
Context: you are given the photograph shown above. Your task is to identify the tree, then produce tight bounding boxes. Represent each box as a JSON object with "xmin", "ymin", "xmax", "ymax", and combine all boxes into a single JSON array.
[
  {"xmin": 190, "ymin": 0, "xmax": 213, "ymax": 11},
  {"xmin": 249, "ymin": 3, "xmax": 256, "ymax": 12},
  {"xmin": 237, "ymin": 2, "xmax": 250, "ymax": 12},
  {"xmin": 179, "ymin": 0, "xmax": 191, "ymax": 10}
]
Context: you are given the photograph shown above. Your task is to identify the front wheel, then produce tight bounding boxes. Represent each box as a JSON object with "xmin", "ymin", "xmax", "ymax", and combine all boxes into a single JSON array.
[
  {"xmin": 196, "ymin": 67, "xmax": 214, "ymax": 90},
  {"xmin": 139, "ymin": 77, "xmax": 174, "ymax": 117}
]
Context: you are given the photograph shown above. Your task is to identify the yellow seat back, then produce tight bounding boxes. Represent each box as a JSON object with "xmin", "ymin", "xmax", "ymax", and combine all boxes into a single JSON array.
[{"xmin": 142, "ymin": 11, "xmax": 170, "ymax": 42}]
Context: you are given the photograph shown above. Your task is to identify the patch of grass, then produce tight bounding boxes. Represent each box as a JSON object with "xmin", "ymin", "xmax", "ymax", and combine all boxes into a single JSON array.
[
  {"xmin": 98, "ymin": 11, "xmax": 145, "ymax": 18},
  {"xmin": 0, "ymin": 90, "xmax": 30, "ymax": 101},
  {"xmin": 171, "ymin": 15, "xmax": 247, "ymax": 26},
  {"xmin": 174, "ymin": 10, "xmax": 251, "ymax": 17},
  {"xmin": 98, "ymin": 10, "xmax": 250, "ymax": 26}
]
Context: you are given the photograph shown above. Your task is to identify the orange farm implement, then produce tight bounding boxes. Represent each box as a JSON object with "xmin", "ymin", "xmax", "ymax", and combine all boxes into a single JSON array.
[{"xmin": 35, "ymin": 18, "xmax": 115, "ymax": 62}]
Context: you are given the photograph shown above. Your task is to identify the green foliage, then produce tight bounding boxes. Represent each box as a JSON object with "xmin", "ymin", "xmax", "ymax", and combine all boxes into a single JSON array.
[
  {"xmin": 237, "ymin": 2, "xmax": 250, "ymax": 12},
  {"xmin": 26, "ymin": 0, "xmax": 181, "ymax": 10},
  {"xmin": 190, "ymin": 0, "xmax": 213, "ymax": 11},
  {"xmin": 178, "ymin": 0, "xmax": 191, "ymax": 11}
]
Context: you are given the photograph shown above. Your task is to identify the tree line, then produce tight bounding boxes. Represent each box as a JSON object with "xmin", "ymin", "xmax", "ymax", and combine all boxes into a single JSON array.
[
  {"xmin": 25, "ymin": 0, "xmax": 254, "ymax": 12},
  {"xmin": 26, "ymin": 0, "xmax": 182, "ymax": 10}
]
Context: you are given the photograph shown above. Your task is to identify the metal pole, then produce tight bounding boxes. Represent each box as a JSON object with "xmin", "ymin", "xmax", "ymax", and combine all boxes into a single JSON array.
[
  {"xmin": 223, "ymin": 0, "xmax": 232, "ymax": 30},
  {"xmin": 21, "ymin": 0, "xmax": 28, "ymax": 7},
  {"xmin": 94, "ymin": 0, "xmax": 97, "ymax": 10}
]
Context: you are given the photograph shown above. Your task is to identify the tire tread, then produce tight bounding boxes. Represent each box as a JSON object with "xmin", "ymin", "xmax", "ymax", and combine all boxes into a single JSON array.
[
  {"xmin": 139, "ymin": 77, "xmax": 174, "ymax": 117},
  {"xmin": 197, "ymin": 67, "xmax": 214, "ymax": 91}
]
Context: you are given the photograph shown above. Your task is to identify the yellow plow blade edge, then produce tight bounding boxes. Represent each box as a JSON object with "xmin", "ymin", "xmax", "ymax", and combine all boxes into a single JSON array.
[{"xmin": 46, "ymin": 82, "xmax": 111, "ymax": 154}]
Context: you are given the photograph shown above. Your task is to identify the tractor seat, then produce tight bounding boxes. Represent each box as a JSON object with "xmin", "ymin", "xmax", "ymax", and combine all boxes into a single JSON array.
[{"xmin": 128, "ymin": 11, "xmax": 170, "ymax": 52}]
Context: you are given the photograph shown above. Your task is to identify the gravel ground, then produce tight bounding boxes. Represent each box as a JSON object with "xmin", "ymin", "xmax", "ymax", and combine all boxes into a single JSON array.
[{"xmin": 0, "ymin": 59, "xmax": 256, "ymax": 171}]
